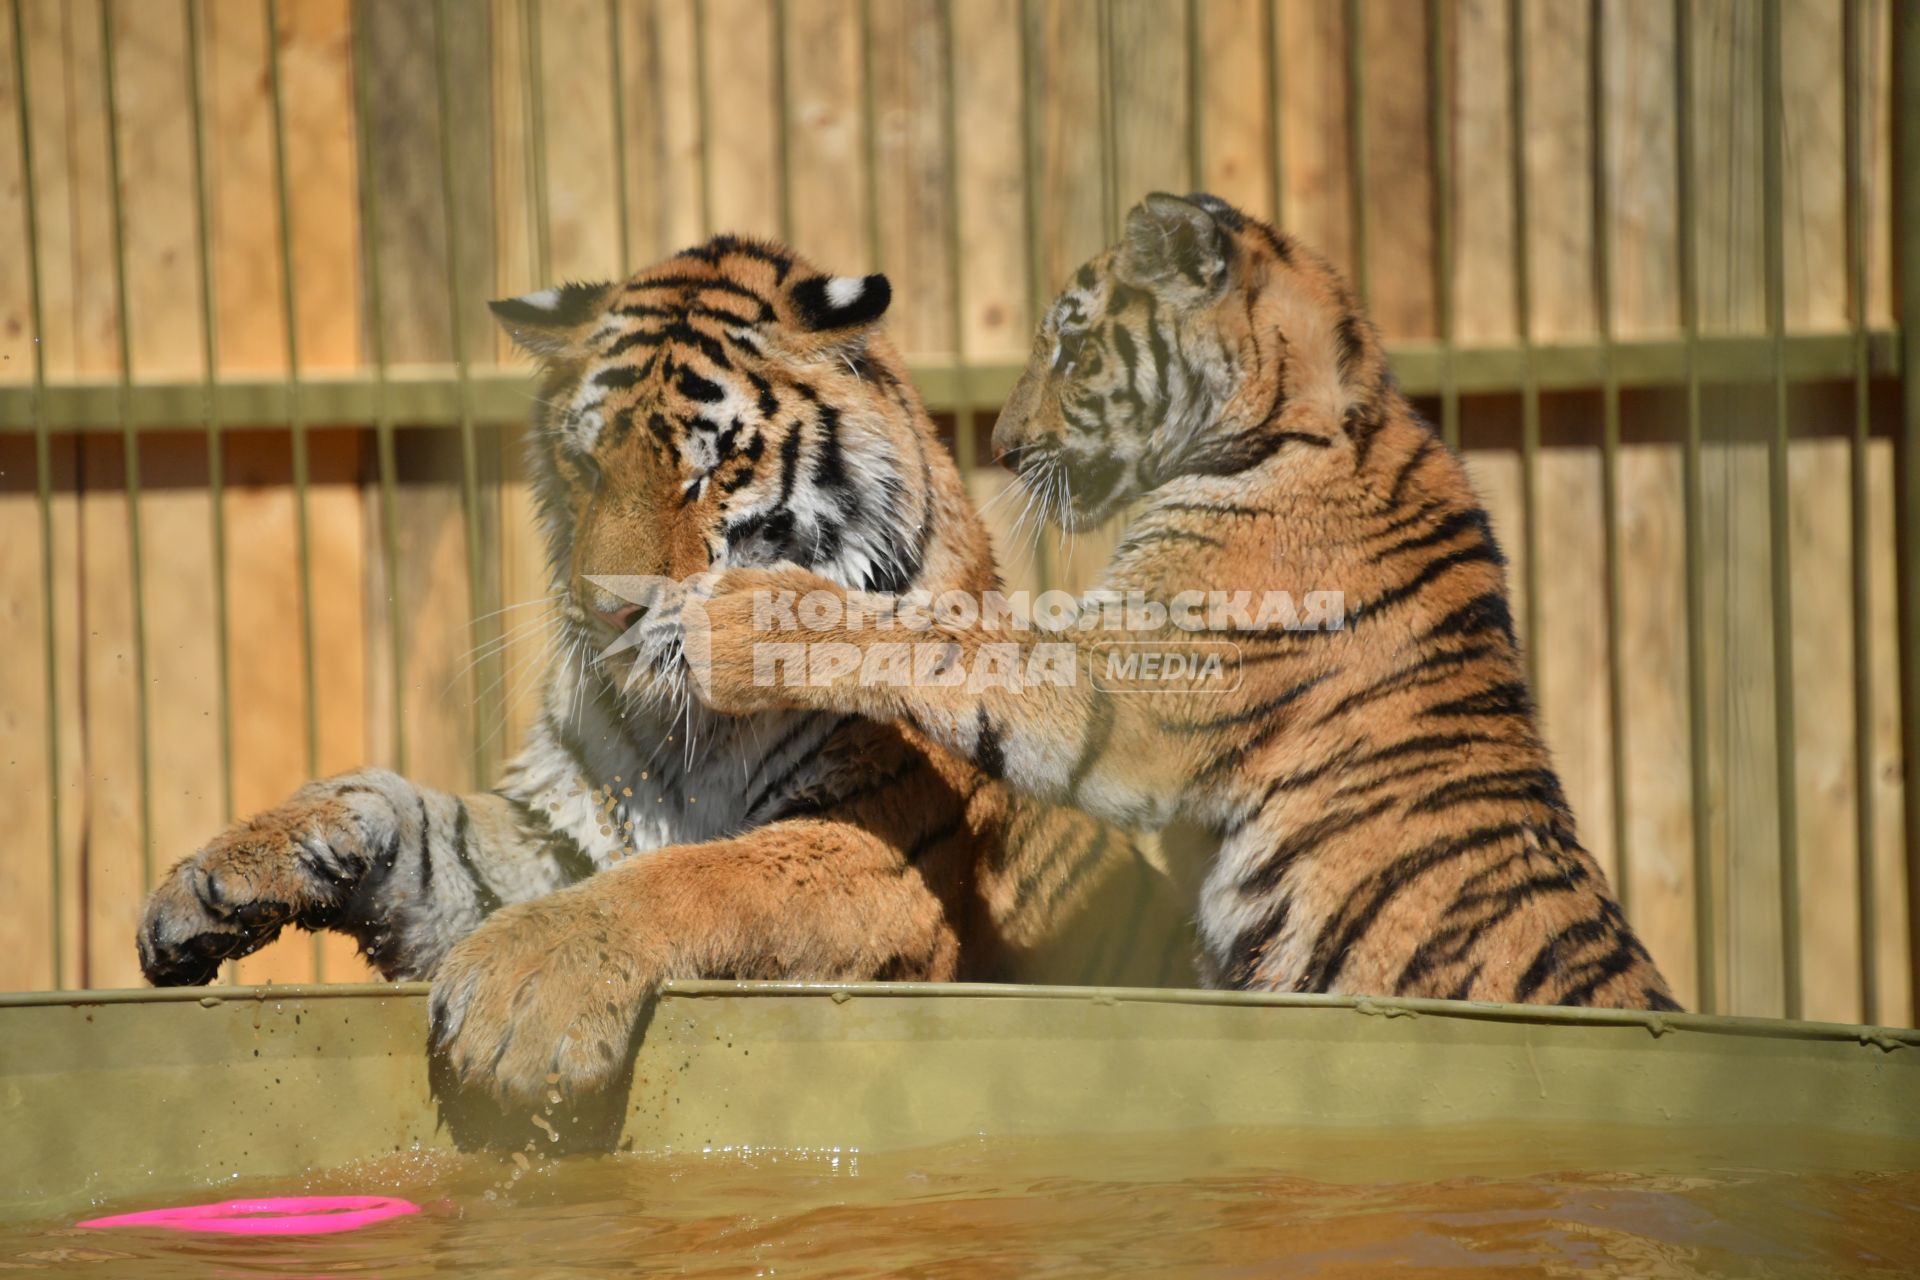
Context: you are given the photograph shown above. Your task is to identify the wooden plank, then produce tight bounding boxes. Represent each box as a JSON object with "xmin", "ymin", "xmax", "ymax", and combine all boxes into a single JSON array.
[
  {"xmin": 1029, "ymin": 0, "xmax": 1106, "ymax": 294},
  {"xmin": 1780, "ymin": 0, "xmax": 1845, "ymax": 334},
  {"xmin": 204, "ymin": 0, "xmax": 282, "ymax": 373},
  {"xmin": 534, "ymin": 0, "xmax": 622, "ymax": 282},
  {"xmin": 1689, "ymin": 0, "xmax": 1763, "ymax": 337},
  {"xmin": 1107, "ymin": 0, "xmax": 1190, "ymax": 208},
  {"xmin": 1521, "ymin": 0, "xmax": 1595, "ymax": 341},
  {"xmin": 1533, "ymin": 428, "xmax": 1618, "ymax": 890},
  {"xmin": 867, "ymin": 0, "xmax": 951, "ymax": 355},
  {"xmin": 631, "ymin": 0, "xmax": 703, "ymax": 258},
  {"xmin": 1195, "ymin": 0, "xmax": 1273, "ymax": 219},
  {"xmin": 1616, "ymin": 437, "xmax": 1702, "ymax": 1006},
  {"xmin": 1866, "ymin": 434, "xmax": 1910, "ymax": 1024},
  {"xmin": 701, "ymin": 0, "xmax": 781, "ymax": 241},
  {"xmin": 1606, "ymin": 0, "xmax": 1680, "ymax": 340},
  {"xmin": 782, "ymin": 0, "xmax": 868, "ymax": 270},
  {"xmin": 950, "ymin": 0, "xmax": 1029, "ymax": 361},
  {"xmin": 1448, "ymin": 0, "xmax": 1514, "ymax": 344},
  {"xmin": 1276, "ymin": 0, "xmax": 1352, "ymax": 281},
  {"xmin": 1356, "ymin": 0, "xmax": 1434, "ymax": 339}
]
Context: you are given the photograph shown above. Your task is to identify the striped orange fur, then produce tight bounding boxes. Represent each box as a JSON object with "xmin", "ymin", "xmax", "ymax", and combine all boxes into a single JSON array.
[{"xmin": 694, "ymin": 194, "xmax": 1678, "ymax": 1011}]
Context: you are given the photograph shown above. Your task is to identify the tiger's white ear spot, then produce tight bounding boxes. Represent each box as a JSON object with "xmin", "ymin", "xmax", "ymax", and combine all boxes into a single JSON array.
[
  {"xmin": 825, "ymin": 276, "xmax": 866, "ymax": 308},
  {"xmin": 488, "ymin": 280, "xmax": 615, "ymax": 357},
  {"xmin": 519, "ymin": 287, "xmax": 563, "ymax": 311}
]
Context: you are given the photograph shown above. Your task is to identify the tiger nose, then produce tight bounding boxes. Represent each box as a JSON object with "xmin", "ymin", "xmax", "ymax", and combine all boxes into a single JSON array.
[
  {"xmin": 594, "ymin": 602, "xmax": 646, "ymax": 632},
  {"xmin": 993, "ymin": 441, "xmax": 1019, "ymax": 472}
]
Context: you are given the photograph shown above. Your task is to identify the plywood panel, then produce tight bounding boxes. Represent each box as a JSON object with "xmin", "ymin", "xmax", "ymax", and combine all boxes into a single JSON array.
[
  {"xmin": 1357, "ymin": 0, "xmax": 1433, "ymax": 338},
  {"xmin": 1028, "ymin": 0, "xmax": 1106, "ymax": 295},
  {"xmin": 1449, "ymin": 0, "xmax": 1515, "ymax": 344},
  {"xmin": 631, "ymin": 0, "xmax": 704, "ymax": 258},
  {"xmin": 1522, "ymin": 0, "xmax": 1595, "ymax": 342},
  {"xmin": 1108, "ymin": 0, "xmax": 1192, "ymax": 208},
  {"xmin": 279, "ymin": 0, "xmax": 361, "ymax": 372},
  {"xmin": 1689, "ymin": 0, "xmax": 1762, "ymax": 337},
  {"xmin": 535, "ymin": 0, "xmax": 623, "ymax": 284},
  {"xmin": 1276, "ymin": 0, "xmax": 1351, "ymax": 275}
]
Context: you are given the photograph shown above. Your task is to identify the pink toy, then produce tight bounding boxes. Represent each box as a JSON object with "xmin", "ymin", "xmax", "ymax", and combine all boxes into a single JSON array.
[{"xmin": 78, "ymin": 1195, "xmax": 419, "ymax": 1236}]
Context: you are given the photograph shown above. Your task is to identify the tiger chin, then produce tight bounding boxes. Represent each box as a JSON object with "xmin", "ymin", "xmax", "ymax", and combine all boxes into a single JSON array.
[
  {"xmin": 691, "ymin": 193, "xmax": 1680, "ymax": 1012},
  {"xmin": 135, "ymin": 236, "xmax": 1170, "ymax": 1106}
]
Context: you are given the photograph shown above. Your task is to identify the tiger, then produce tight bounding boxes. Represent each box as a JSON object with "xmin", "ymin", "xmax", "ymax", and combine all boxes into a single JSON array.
[
  {"xmin": 135, "ymin": 235, "xmax": 1175, "ymax": 1105},
  {"xmin": 686, "ymin": 192, "xmax": 1680, "ymax": 1011}
]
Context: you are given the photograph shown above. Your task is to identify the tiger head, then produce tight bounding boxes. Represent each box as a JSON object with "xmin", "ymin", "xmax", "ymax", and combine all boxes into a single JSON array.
[
  {"xmin": 492, "ymin": 236, "xmax": 982, "ymax": 712},
  {"xmin": 994, "ymin": 192, "xmax": 1385, "ymax": 529}
]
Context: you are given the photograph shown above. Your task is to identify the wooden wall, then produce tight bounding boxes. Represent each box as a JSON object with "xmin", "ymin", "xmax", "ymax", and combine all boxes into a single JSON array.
[{"xmin": 0, "ymin": 0, "xmax": 1908, "ymax": 1024}]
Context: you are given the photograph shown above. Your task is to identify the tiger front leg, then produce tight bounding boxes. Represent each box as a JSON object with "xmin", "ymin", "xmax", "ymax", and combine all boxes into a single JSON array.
[
  {"xmin": 138, "ymin": 769, "xmax": 526, "ymax": 986},
  {"xmin": 429, "ymin": 818, "xmax": 956, "ymax": 1105}
]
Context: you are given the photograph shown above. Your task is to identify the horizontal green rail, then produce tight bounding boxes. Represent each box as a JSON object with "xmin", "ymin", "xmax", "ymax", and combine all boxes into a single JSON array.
[{"xmin": 0, "ymin": 331, "xmax": 1901, "ymax": 434}]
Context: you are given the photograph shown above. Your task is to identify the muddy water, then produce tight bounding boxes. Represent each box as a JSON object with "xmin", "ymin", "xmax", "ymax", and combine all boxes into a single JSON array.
[{"xmin": 5, "ymin": 1124, "xmax": 1916, "ymax": 1277}]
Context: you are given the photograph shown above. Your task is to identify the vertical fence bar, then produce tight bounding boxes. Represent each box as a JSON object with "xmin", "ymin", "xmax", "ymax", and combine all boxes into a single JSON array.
[
  {"xmin": 772, "ymin": 0, "xmax": 792, "ymax": 242},
  {"xmin": 1893, "ymin": 0, "xmax": 1920, "ymax": 1028},
  {"xmin": 691, "ymin": 0, "xmax": 713, "ymax": 238},
  {"xmin": 1266, "ymin": 0, "xmax": 1283, "ymax": 226},
  {"xmin": 99, "ymin": 0, "xmax": 155, "ymax": 895},
  {"xmin": 1428, "ymin": 0, "xmax": 1457, "ymax": 451},
  {"xmin": 522, "ymin": 0, "xmax": 552, "ymax": 281},
  {"xmin": 1676, "ymin": 0, "xmax": 1718, "ymax": 1015},
  {"xmin": 184, "ymin": 0, "xmax": 233, "ymax": 828},
  {"xmin": 1759, "ymin": 0, "xmax": 1802, "ymax": 1019},
  {"xmin": 1506, "ymin": 0, "xmax": 1539, "ymax": 691},
  {"xmin": 939, "ymin": 0, "xmax": 975, "ymax": 474},
  {"xmin": 1590, "ymin": 0, "xmax": 1630, "ymax": 914},
  {"xmin": 1343, "ymin": 0, "xmax": 1369, "ymax": 305},
  {"xmin": 11, "ymin": 0, "xmax": 64, "ymax": 987},
  {"xmin": 1843, "ymin": 0, "xmax": 1879, "ymax": 1024},
  {"xmin": 264, "ymin": 0, "xmax": 325, "ymax": 977},
  {"xmin": 608, "ymin": 0, "xmax": 631, "ymax": 272},
  {"xmin": 433, "ymin": 0, "xmax": 491, "ymax": 791},
  {"xmin": 351, "ymin": 0, "xmax": 407, "ymax": 777}
]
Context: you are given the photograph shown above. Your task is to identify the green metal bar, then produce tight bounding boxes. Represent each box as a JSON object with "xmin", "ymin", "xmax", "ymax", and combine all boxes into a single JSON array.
[
  {"xmin": 433, "ymin": 0, "xmax": 492, "ymax": 791},
  {"xmin": 773, "ymin": 0, "xmax": 791, "ymax": 242},
  {"xmin": 1428, "ymin": 0, "xmax": 1457, "ymax": 451},
  {"xmin": 263, "ymin": 0, "xmax": 324, "ymax": 979},
  {"xmin": 1098, "ymin": 0, "xmax": 1117, "ymax": 243},
  {"xmin": 1185, "ymin": 0, "xmax": 1201, "ymax": 192},
  {"xmin": 1843, "ymin": 0, "xmax": 1879, "ymax": 1025},
  {"xmin": 522, "ymin": 0, "xmax": 552, "ymax": 281},
  {"xmin": 99, "ymin": 0, "xmax": 154, "ymax": 896},
  {"xmin": 1760, "ymin": 0, "xmax": 1802, "ymax": 1020},
  {"xmin": 691, "ymin": 0, "xmax": 713, "ymax": 238},
  {"xmin": 859, "ymin": 0, "xmax": 880, "ymax": 269},
  {"xmin": 1506, "ymin": 0, "xmax": 1539, "ymax": 693},
  {"xmin": 184, "ymin": 0, "xmax": 232, "ymax": 829},
  {"xmin": 0, "ymin": 333, "xmax": 1900, "ymax": 434},
  {"xmin": 351, "ymin": 0, "xmax": 406, "ymax": 778},
  {"xmin": 939, "ymin": 0, "xmax": 974, "ymax": 476},
  {"xmin": 1266, "ymin": 0, "xmax": 1283, "ymax": 225},
  {"xmin": 1343, "ymin": 0, "xmax": 1368, "ymax": 306},
  {"xmin": 1589, "ymin": 0, "xmax": 1630, "ymax": 916},
  {"xmin": 1893, "ymin": 0, "xmax": 1920, "ymax": 1028},
  {"xmin": 1676, "ymin": 0, "xmax": 1717, "ymax": 1016},
  {"xmin": 11, "ymin": 0, "xmax": 64, "ymax": 989},
  {"xmin": 607, "ymin": 0, "xmax": 631, "ymax": 273}
]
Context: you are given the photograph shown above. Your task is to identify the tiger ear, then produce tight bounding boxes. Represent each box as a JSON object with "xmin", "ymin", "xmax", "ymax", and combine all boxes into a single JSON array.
[
  {"xmin": 1116, "ymin": 192, "xmax": 1231, "ymax": 295},
  {"xmin": 787, "ymin": 273, "xmax": 891, "ymax": 334},
  {"xmin": 488, "ymin": 281, "xmax": 615, "ymax": 358}
]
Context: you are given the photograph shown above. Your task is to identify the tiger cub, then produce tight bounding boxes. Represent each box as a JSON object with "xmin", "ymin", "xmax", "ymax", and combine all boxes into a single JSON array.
[
  {"xmin": 136, "ymin": 236, "xmax": 1167, "ymax": 1104},
  {"xmin": 690, "ymin": 193, "xmax": 1679, "ymax": 1010}
]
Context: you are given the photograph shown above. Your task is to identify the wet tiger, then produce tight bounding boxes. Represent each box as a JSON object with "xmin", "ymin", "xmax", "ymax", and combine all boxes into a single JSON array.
[
  {"xmin": 690, "ymin": 193, "xmax": 1679, "ymax": 1011},
  {"xmin": 136, "ymin": 236, "xmax": 1169, "ymax": 1103}
]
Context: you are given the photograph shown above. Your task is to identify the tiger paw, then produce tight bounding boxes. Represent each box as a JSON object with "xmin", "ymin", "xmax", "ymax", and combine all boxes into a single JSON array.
[
  {"xmin": 683, "ymin": 564, "xmax": 856, "ymax": 716},
  {"xmin": 137, "ymin": 778, "xmax": 397, "ymax": 986},
  {"xmin": 427, "ymin": 883, "xmax": 662, "ymax": 1106}
]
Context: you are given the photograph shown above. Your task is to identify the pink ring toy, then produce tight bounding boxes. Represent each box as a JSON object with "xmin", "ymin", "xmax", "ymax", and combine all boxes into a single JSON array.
[{"xmin": 79, "ymin": 1196, "xmax": 420, "ymax": 1236}]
